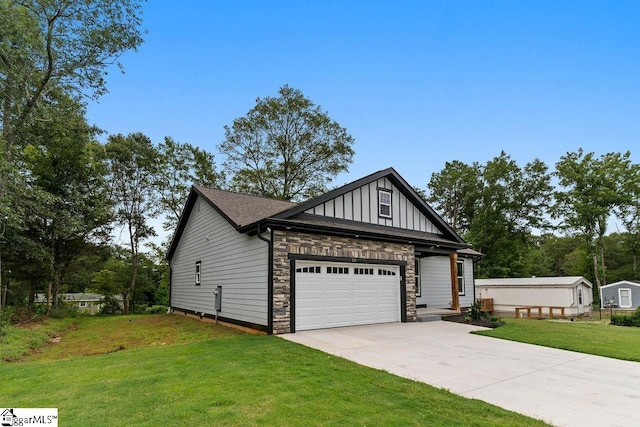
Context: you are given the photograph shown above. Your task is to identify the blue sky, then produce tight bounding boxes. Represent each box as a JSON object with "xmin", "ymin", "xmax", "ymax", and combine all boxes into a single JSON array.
[{"xmin": 87, "ymin": 0, "xmax": 640, "ymax": 192}]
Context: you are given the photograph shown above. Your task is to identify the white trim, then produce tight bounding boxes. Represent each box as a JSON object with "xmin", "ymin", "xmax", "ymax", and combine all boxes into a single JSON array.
[
  {"xmin": 619, "ymin": 288, "xmax": 632, "ymax": 308},
  {"xmin": 378, "ymin": 190, "xmax": 392, "ymax": 218},
  {"xmin": 195, "ymin": 260, "xmax": 201, "ymax": 286},
  {"xmin": 415, "ymin": 259, "xmax": 421, "ymax": 297},
  {"xmin": 457, "ymin": 260, "xmax": 465, "ymax": 295}
]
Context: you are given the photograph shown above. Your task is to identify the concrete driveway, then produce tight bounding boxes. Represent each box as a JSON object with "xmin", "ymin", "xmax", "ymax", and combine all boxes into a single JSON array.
[{"xmin": 281, "ymin": 321, "xmax": 640, "ymax": 427}]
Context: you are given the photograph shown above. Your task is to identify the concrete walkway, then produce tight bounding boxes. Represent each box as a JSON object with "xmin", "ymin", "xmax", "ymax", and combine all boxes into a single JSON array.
[{"xmin": 281, "ymin": 321, "xmax": 640, "ymax": 427}]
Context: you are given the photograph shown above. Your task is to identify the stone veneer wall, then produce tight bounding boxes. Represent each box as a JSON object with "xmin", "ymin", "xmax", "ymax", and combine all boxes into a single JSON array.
[{"xmin": 271, "ymin": 230, "xmax": 416, "ymax": 334}]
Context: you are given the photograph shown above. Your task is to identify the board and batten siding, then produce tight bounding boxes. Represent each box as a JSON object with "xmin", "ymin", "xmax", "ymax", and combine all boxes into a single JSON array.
[
  {"xmin": 304, "ymin": 178, "xmax": 442, "ymax": 234},
  {"xmin": 170, "ymin": 196, "xmax": 269, "ymax": 326},
  {"xmin": 417, "ymin": 257, "xmax": 474, "ymax": 308}
]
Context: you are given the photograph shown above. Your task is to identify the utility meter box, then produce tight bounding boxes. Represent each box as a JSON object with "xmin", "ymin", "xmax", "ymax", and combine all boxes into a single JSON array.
[{"xmin": 214, "ymin": 286, "xmax": 222, "ymax": 311}]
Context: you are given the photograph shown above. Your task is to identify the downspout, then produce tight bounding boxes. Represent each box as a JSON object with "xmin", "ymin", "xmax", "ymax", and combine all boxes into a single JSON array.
[
  {"xmin": 257, "ymin": 224, "xmax": 274, "ymax": 335},
  {"xmin": 168, "ymin": 265, "xmax": 172, "ymax": 313}
]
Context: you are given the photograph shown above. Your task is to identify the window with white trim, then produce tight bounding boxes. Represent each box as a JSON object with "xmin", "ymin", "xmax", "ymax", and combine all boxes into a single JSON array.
[
  {"xmin": 457, "ymin": 260, "xmax": 465, "ymax": 295},
  {"xmin": 379, "ymin": 190, "xmax": 392, "ymax": 218},
  {"xmin": 619, "ymin": 288, "xmax": 632, "ymax": 308},
  {"xmin": 578, "ymin": 289, "xmax": 583, "ymax": 305},
  {"xmin": 195, "ymin": 261, "xmax": 201, "ymax": 286}
]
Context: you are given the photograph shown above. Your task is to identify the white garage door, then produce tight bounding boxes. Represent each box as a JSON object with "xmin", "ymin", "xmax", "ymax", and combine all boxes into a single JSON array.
[{"xmin": 295, "ymin": 261, "xmax": 401, "ymax": 331}]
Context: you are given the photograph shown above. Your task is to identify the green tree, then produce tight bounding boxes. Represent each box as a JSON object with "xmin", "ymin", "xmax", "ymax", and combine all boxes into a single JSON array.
[
  {"xmin": 105, "ymin": 133, "xmax": 160, "ymax": 314},
  {"xmin": 0, "ymin": 0, "xmax": 145, "ymax": 152},
  {"xmin": 554, "ymin": 149, "xmax": 632, "ymax": 290},
  {"xmin": 467, "ymin": 153, "xmax": 552, "ymax": 277},
  {"xmin": 21, "ymin": 95, "xmax": 111, "ymax": 312},
  {"xmin": 426, "ymin": 160, "xmax": 481, "ymax": 234},
  {"xmin": 219, "ymin": 85, "xmax": 355, "ymax": 201},
  {"xmin": 157, "ymin": 137, "xmax": 223, "ymax": 231},
  {"xmin": 614, "ymin": 162, "xmax": 640, "ymax": 280}
]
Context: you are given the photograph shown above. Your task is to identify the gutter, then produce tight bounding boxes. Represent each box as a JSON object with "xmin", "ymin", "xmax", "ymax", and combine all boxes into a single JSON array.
[{"xmin": 257, "ymin": 224, "xmax": 274, "ymax": 335}]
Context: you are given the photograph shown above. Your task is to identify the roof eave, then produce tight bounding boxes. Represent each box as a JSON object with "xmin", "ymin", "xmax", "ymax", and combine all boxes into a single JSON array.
[{"xmin": 254, "ymin": 217, "xmax": 467, "ymax": 249}]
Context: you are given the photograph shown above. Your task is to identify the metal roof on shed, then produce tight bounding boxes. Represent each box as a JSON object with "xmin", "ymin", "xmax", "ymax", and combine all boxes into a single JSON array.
[{"xmin": 476, "ymin": 276, "xmax": 592, "ymax": 288}]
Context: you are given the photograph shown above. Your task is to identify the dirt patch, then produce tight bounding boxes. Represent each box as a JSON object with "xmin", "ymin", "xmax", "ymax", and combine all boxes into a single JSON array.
[{"xmin": 442, "ymin": 314, "xmax": 504, "ymax": 328}]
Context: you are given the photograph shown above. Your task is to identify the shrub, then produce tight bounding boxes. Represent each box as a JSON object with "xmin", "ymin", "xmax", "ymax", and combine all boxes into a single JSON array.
[
  {"xmin": 144, "ymin": 305, "xmax": 168, "ymax": 314},
  {"xmin": 100, "ymin": 296, "xmax": 123, "ymax": 315},
  {"xmin": 49, "ymin": 302, "xmax": 79, "ymax": 319},
  {"xmin": 610, "ymin": 308, "xmax": 640, "ymax": 327},
  {"xmin": 469, "ymin": 300, "xmax": 486, "ymax": 320},
  {"xmin": 0, "ymin": 307, "xmax": 12, "ymax": 336},
  {"xmin": 490, "ymin": 316, "xmax": 500, "ymax": 328}
]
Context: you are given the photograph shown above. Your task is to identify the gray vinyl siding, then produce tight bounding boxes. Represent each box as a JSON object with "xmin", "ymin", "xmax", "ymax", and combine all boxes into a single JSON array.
[
  {"xmin": 171, "ymin": 197, "xmax": 269, "ymax": 326},
  {"xmin": 416, "ymin": 257, "xmax": 474, "ymax": 308},
  {"xmin": 600, "ymin": 282, "xmax": 640, "ymax": 309},
  {"xmin": 460, "ymin": 258, "xmax": 474, "ymax": 307},
  {"xmin": 304, "ymin": 178, "xmax": 442, "ymax": 234}
]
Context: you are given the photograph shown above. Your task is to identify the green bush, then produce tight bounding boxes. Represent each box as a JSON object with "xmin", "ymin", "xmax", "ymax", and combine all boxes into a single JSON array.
[
  {"xmin": 144, "ymin": 305, "xmax": 168, "ymax": 314},
  {"xmin": 610, "ymin": 307, "xmax": 640, "ymax": 327},
  {"xmin": 490, "ymin": 316, "xmax": 500, "ymax": 328},
  {"xmin": 469, "ymin": 300, "xmax": 485, "ymax": 320},
  {"xmin": 49, "ymin": 302, "xmax": 79, "ymax": 319},
  {"xmin": 0, "ymin": 307, "xmax": 12, "ymax": 336},
  {"xmin": 99, "ymin": 296, "xmax": 123, "ymax": 315}
]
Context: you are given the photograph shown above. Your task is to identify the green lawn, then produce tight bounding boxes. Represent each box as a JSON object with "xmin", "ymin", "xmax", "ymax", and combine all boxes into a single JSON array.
[
  {"xmin": 0, "ymin": 315, "xmax": 547, "ymax": 426},
  {"xmin": 474, "ymin": 318, "xmax": 640, "ymax": 361}
]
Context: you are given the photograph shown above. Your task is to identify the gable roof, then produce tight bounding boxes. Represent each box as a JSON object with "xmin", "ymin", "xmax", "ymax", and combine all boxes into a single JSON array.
[
  {"xmin": 194, "ymin": 186, "xmax": 296, "ymax": 228},
  {"xmin": 476, "ymin": 276, "xmax": 593, "ymax": 289},
  {"xmin": 600, "ymin": 280, "xmax": 640, "ymax": 289},
  {"xmin": 168, "ymin": 168, "xmax": 470, "ymax": 259},
  {"xmin": 262, "ymin": 167, "xmax": 464, "ymax": 244},
  {"xmin": 167, "ymin": 187, "xmax": 296, "ymax": 259}
]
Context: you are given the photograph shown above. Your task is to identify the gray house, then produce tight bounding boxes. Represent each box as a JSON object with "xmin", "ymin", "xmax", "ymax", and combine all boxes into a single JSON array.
[
  {"xmin": 600, "ymin": 281, "xmax": 640, "ymax": 310},
  {"xmin": 167, "ymin": 168, "xmax": 479, "ymax": 334}
]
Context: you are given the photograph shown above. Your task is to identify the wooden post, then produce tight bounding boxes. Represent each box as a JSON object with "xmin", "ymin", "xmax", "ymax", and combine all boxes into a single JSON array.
[{"xmin": 449, "ymin": 253, "xmax": 460, "ymax": 311}]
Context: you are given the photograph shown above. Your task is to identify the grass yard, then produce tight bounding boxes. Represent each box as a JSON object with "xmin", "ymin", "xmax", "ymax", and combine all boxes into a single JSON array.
[
  {"xmin": 0, "ymin": 314, "xmax": 548, "ymax": 426},
  {"xmin": 474, "ymin": 318, "xmax": 640, "ymax": 361}
]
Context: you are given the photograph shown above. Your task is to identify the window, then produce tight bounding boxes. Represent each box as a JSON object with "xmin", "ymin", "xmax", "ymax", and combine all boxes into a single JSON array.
[
  {"xmin": 378, "ymin": 268, "xmax": 396, "ymax": 276},
  {"xmin": 354, "ymin": 268, "xmax": 374, "ymax": 275},
  {"xmin": 578, "ymin": 289, "xmax": 583, "ymax": 305},
  {"xmin": 457, "ymin": 260, "xmax": 465, "ymax": 295},
  {"xmin": 195, "ymin": 261, "xmax": 201, "ymax": 286},
  {"xmin": 295, "ymin": 266, "xmax": 321, "ymax": 273},
  {"xmin": 327, "ymin": 266, "xmax": 349, "ymax": 274},
  {"xmin": 79, "ymin": 302, "xmax": 86, "ymax": 307},
  {"xmin": 415, "ymin": 260, "xmax": 421, "ymax": 297},
  {"xmin": 619, "ymin": 288, "xmax": 632, "ymax": 308},
  {"xmin": 379, "ymin": 190, "xmax": 392, "ymax": 218}
]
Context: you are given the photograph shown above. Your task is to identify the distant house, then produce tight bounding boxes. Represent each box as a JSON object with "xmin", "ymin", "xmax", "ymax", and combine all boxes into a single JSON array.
[
  {"xmin": 475, "ymin": 276, "xmax": 593, "ymax": 317},
  {"xmin": 600, "ymin": 281, "xmax": 640, "ymax": 310},
  {"xmin": 167, "ymin": 167, "xmax": 481, "ymax": 334},
  {"xmin": 34, "ymin": 293, "xmax": 122, "ymax": 315}
]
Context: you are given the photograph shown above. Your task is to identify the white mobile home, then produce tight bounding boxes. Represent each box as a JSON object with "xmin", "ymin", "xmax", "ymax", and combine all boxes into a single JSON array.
[{"xmin": 475, "ymin": 276, "xmax": 593, "ymax": 317}]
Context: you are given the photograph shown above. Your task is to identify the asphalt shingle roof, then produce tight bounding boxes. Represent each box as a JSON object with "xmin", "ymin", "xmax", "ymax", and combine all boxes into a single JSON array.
[{"xmin": 195, "ymin": 186, "xmax": 296, "ymax": 228}]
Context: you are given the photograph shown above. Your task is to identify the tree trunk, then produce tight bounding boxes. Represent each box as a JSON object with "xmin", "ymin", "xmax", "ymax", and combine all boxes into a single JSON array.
[
  {"xmin": 47, "ymin": 280, "xmax": 52, "ymax": 314},
  {"xmin": 28, "ymin": 280, "xmax": 36, "ymax": 308},
  {"xmin": 599, "ymin": 241, "xmax": 607, "ymax": 286},
  {"xmin": 592, "ymin": 252, "xmax": 601, "ymax": 289}
]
